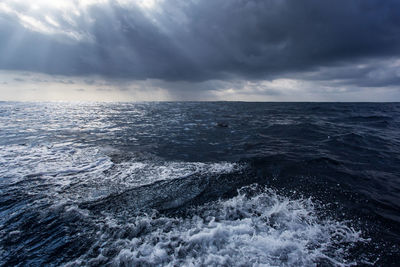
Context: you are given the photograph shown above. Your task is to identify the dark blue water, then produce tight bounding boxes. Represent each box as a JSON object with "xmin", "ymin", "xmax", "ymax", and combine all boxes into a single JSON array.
[{"xmin": 0, "ymin": 102, "xmax": 399, "ymax": 266}]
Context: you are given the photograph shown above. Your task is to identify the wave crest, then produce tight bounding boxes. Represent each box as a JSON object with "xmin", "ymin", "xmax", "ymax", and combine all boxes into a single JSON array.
[{"xmin": 67, "ymin": 185, "xmax": 368, "ymax": 266}]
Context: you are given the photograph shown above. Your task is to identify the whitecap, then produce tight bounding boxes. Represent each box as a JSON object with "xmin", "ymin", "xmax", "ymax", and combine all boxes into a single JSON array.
[{"xmin": 67, "ymin": 185, "xmax": 368, "ymax": 266}]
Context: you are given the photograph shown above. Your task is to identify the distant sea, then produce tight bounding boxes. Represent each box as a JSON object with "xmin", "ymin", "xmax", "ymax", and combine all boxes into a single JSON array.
[{"xmin": 0, "ymin": 102, "xmax": 399, "ymax": 266}]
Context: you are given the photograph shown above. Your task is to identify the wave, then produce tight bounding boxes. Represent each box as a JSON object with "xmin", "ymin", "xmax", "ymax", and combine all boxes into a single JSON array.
[
  {"xmin": 0, "ymin": 143, "xmax": 241, "ymax": 203},
  {"xmin": 65, "ymin": 185, "xmax": 369, "ymax": 266}
]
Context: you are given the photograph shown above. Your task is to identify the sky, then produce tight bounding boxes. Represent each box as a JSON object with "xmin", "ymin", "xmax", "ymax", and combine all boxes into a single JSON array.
[{"xmin": 0, "ymin": 0, "xmax": 400, "ymax": 101}]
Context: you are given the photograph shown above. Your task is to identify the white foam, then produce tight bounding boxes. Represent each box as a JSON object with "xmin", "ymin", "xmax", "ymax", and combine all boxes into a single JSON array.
[
  {"xmin": 66, "ymin": 185, "xmax": 368, "ymax": 266},
  {"xmin": 0, "ymin": 143, "xmax": 241, "ymax": 202},
  {"xmin": 0, "ymin": 144, "xmax": 113, "ymax": 185}
]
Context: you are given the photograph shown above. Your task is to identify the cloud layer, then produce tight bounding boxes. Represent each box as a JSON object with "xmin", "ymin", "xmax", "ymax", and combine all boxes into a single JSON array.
[{"xmin": 0, "ymin": 0, "xmax": 399, "ymax": 100}]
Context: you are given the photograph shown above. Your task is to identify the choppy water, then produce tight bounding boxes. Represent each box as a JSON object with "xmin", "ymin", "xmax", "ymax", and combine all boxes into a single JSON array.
[{"xmin": 0, "ymin": 102, "xmax": 399, "ymax": 266}]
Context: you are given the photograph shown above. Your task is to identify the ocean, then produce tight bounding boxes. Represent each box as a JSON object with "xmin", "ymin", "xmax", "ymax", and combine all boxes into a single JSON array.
[{"xmin": 0, "ymin": 102, "xmax": 399, "ymax": 266}]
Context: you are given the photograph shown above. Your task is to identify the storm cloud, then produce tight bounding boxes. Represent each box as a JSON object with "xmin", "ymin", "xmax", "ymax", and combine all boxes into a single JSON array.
[{"xmin": 0, "ymin": 0, "xmax": 399, "ymax": 100}]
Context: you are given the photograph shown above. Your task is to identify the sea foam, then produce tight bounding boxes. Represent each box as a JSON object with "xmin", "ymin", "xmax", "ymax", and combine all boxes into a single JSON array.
[
  {"xmin": 66, "ymin": 185, "xmax": 368, "ymax": 266},
  {"xmin": 0, "ymin": 143, "xmax": 240, "ymax": 202}
]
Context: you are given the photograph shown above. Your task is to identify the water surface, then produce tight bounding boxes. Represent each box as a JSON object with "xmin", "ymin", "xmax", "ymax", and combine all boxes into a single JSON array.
[{"xmin": 1, "ymin": 102, "xmax": 399, "ymax": 266}]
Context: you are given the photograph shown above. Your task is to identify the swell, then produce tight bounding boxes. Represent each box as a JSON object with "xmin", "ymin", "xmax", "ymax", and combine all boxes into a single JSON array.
[{"xmin": 80, "ymin": 165, "xmax": 256, "ymax": 215}]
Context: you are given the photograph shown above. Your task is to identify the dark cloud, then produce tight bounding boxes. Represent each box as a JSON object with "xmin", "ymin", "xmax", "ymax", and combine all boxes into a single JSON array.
[
  {"xmin": 84, "ymin": 79, "xmax": 96, "ymax": 85},
  {"xmin": 295, "ymin": 58, "xmax": 400, "ymax": 88},
  {"xmin": 96, "ymin": 88, "xmax": 112, "ymax": 92},
  {"xmin": 0, "ymin": 0, "xmax": 399, "ymax": 86},
  {"xmin": 57, "ymin": 79, "xmax": 75, "ymax": 84},
  {"xmin": 31, "ymin": 78, "xmax": 49, "ymax": 83}
]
